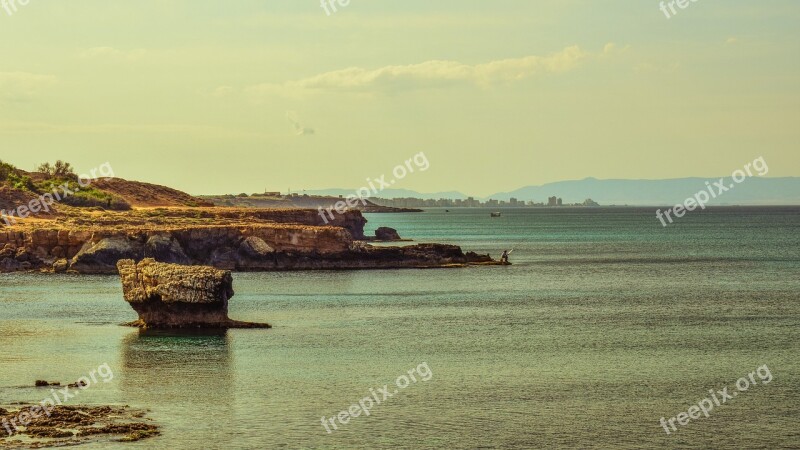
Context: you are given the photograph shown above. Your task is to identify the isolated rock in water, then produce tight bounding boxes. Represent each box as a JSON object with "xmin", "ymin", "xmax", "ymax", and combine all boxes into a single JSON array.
[
  {"xmin": 116, "ymin": 258, "xmax": 270, "ymax": 329},
  {"xmin": 375, "ymin": 227, "xmax": 401, "ymax": 241}
]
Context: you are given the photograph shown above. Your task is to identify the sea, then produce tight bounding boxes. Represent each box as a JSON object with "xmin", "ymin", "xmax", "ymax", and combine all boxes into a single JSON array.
[{"xmin": 1, "ymin": 207, "xmax": 798, "ymax": 449}]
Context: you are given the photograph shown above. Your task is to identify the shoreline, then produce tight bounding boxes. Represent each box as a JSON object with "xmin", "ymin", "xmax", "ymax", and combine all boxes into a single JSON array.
[{"xmin": 0, "ymin": 207, "xmax": 498, "ymax": 274}]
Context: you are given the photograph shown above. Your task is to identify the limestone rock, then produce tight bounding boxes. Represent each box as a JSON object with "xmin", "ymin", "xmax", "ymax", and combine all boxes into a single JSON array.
[
  {"xmin": 375, "ymin": 227, "xmax": 401, "ymax": 241},
  {"xmin": 0, "ymin": 258, "xmax": 21, "ymax": 272},
  {"xmin": 0, "ymin": 244, "xmax": 15, "ymax": 259},
  {"xmin": 144, "ymin": 234, "xmax": 190, "ymax": 264},
  {"xmin": 71, "ymin": 236, "xmax": 143, "ymax": 273},
  {"xmin": 209, "ymin": 246, "xmax": 238, "ymax": 270},
  {"xmin": 116, "ymin": 258, "xmax": 270, "ymax": 329},
  {"xmin": 465, "ymin": 251, "xmax": 493, "ymax": 263},
  {"xmin": 53, "ymin": 258, "xmax": 69, "ymax": 273},
  {"xmin": 239, "ymin": 236, "xmax": 275, "ymax": 258}
]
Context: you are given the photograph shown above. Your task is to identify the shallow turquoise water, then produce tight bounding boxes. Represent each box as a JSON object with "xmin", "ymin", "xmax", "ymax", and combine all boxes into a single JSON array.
[{"xmin": 1, "ymin": 207, "xmax": 799, "ymax": 449}]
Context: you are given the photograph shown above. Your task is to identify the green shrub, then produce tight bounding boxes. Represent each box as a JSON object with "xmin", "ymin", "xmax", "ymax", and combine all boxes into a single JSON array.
[
  {"xmin": 0, "ymin": 160, "xmax": 34, "ymax": 190},
  {"xmin": 36, "ymin": 160, "xmax": 77, "ymax": 179},
  {"xmin": 33, "ymin": 178, "xmax": 130, "ymax": 210},
  {"xmin": 0, "ymin": 160, "xmax": 13, "ymax": 182}
]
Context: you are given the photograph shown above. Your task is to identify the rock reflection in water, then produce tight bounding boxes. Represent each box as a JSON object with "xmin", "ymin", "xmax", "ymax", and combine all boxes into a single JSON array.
[{"xmin": 121, "ymin": 329, "xmax": 237, "ymax": 446}]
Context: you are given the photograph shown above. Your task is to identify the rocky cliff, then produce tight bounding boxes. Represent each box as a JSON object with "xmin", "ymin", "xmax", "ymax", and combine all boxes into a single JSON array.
[{"xmin": 0, "ymin": 208, "xmax": 494, "ymax": 274}]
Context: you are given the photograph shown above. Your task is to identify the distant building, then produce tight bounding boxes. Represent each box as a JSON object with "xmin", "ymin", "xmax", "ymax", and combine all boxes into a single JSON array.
[{"xmin": 370, "ymin": 194, "xmax": 575, "ymax": 208}]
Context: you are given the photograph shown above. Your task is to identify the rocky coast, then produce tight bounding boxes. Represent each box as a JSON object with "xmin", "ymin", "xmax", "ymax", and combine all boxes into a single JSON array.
[{"xmin": 0, "ymin": 207, "xmax": 496, "ymax": 274}]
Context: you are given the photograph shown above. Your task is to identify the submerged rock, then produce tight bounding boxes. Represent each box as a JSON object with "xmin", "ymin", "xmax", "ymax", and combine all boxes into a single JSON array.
[
  {"xmin": 116, "ymin": 258, "xmax": 270, "ymax": 329},
  {"xmin": 0, "ymin": 404, "xmax": 159, "ymax": 447}
]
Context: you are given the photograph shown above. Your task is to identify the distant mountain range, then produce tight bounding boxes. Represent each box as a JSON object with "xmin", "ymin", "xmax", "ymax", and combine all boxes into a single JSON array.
[{"xmin": 306, "ymin": 177, "xmax": 800, "ymax": 206}]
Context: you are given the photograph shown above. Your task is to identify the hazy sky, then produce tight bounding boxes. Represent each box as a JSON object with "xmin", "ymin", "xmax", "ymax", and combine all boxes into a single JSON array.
[{"xmin": 1, "ymin": 0, "xmax": 798, "ymax": 197}]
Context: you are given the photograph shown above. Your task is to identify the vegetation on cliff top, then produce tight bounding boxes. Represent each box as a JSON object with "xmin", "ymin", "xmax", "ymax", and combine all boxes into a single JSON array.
[{"xmin": 1, "ymin": 159, "xmax": 131, "ymax": 211}]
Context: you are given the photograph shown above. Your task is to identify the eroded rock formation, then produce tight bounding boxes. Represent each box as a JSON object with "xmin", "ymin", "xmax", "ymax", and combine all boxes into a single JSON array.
[
  {"xmin": 117, "ymin": 258, "xmax": 270, "ymax": 329},
  {"xmin": 0, "ymin": 208, "xmax": 499, "ymax": 273},
  {"xmin": 375, "ymin": 227, "xmax": 401, "ymax": 241},
  {"xmin": 0, "ymin": 404, "xmax": 159, "ymax": 446}
]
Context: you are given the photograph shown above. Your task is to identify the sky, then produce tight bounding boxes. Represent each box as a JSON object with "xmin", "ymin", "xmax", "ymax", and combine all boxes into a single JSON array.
[{"xmin": 0, "ymin": 0, "xmax": 798, "ymax": 197}]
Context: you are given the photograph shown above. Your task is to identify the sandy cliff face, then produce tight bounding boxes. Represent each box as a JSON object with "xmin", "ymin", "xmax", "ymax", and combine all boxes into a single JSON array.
[
  {"xmin": 0, "ymin": 208, "xmax": 488, "ymax": 273},
  {"xmin": 0, "ymin": 224, "xmax": 352, "ymax": 273}
]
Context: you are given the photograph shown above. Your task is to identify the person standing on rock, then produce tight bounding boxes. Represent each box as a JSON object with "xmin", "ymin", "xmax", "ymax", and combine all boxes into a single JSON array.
[{"xmin": 500, "ymin": 249, "xmax": 513, "ymax": 264}]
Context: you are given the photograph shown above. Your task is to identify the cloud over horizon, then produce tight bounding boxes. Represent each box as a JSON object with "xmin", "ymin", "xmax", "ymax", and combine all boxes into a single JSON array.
[
  {"xmin": 80, "ymin": 47, "xmax": 147, "ymax": 61},
  {"xmin": 245, "ymin": 44, "xmax": 615, "ymax": 98}
]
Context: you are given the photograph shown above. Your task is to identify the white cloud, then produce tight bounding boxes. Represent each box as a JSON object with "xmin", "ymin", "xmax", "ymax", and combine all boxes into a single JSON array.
[
  {"xmin": 80, "ymin": 47, "xmax": 147, "ymax": 61},
  {"xmin": 246, "ymin": 44, "xmax": 614, "ymax": 97}
]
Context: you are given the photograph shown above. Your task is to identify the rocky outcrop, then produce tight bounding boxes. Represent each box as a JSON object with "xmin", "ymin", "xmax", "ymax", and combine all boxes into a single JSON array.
[
  {"xmin": 117, "ymin": 258, "xmax": 270, "ymax": 329},
  {"xmin": 144, "ymin": 234, "xmax": 190, "ymax": 264},
  {"xmin": 239, "ymin": 236, "xmax": 275, "ymax": 258},
  {"xmin": 465, "ymin": 251, "xmax": 494, "ymax": 263},
  {"xmin": 269, "ymin": 243, "xmax": 472, "ymax": 270},
  {"xmin": 0, "ymin": 208, "xmax": 499, "ymax": 273},
  {"xmin": 375, "ymin": 227, "xmax": 401, "ymax": 241},
  {"xmin": 0, "ymin": 243, "xmax": 39, "ymax": 272},
  {"xmin": 1, "ymin": 227, "xmax": 498, "ymax": 273},
  {"xmin": 0, "ymin": 404, "xmax": 159, "ymax": 445},
  {"xmin": 71, "ymin": 236, "xmax": 144, "ymax": 274}
]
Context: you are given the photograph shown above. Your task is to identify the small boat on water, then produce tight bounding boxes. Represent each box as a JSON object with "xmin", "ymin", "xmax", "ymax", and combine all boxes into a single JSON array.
[{"xmin": 490, "ymin": 212, "xmax": 501, "ymax": 217}]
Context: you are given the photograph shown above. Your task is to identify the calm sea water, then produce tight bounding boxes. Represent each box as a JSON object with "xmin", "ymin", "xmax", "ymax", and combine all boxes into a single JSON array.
[{"xmin": 1, "ymin": 207, "xmax": 798, "ymax": 449}]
